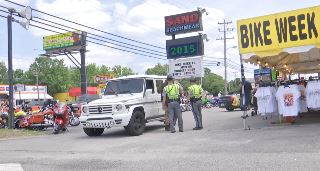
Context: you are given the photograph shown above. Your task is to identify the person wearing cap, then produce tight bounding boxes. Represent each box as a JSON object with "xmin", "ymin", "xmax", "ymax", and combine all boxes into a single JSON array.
[
  {"xmin": 162, "ymin": 74, "xmax": 184, "ymax": 133},
  {"xmin": 187, "ymin": 76, "xmax": 204, "ymax": 130}
]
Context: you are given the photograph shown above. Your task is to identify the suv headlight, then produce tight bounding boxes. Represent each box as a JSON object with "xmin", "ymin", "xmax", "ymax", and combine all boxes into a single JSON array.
[
  {"xmin": 82, "ymin": 106, "xmax": 88, "ymax": 113},
  {"xmin": 114, "ymin": 104, "xmax": 124, "ymax": 114}
]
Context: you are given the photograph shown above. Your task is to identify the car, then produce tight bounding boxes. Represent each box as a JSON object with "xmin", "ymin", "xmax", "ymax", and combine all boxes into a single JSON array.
[
  {"xmin": 71, "ymin": 94, "xmax": 101, "ymax": 117},
  {"xmin": 218, "ymin": 92, "xmax": 245, "ymax": 111},
  {"xmin": 79, "ymin": 75, "xmax": 166, "ymax": 136}
]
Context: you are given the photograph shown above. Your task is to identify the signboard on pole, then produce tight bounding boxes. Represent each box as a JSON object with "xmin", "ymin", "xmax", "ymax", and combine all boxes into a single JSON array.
[
  {"xmin": 43, "ymin": 31, "xmax": 83, "ymax": 54},
  {"xmin": 165, "ymin": 11, "xmax": 203, "ymax": 35},
  {"xmin": 94, "ymin": 75, "xmax": 114, "ymax": 84},
  {"xmin": 166, "ymin": 35, "xmax": 204, "ymax": 59},
  {"xmin": 168, "ymin": 57, "xmax": 203, "ymax": 79}
]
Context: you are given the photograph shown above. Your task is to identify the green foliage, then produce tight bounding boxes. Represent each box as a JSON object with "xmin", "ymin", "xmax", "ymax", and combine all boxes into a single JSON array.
[
  {"xmin": 27, "ymin": 57, "xmax": 70, "ymax": 95},
  {"xmin": 228, "ymin": 78, "xmax": 241, "ymax": 93},
  {"xmin": 0, "ymin": 62, "xmax": 8, "ymax": 84},
  {"xmin": 8, "ymin": 58, "xmax": 136, "ymax": 96},
  {"xmin": 145, "ymin": 63, "xmax": 168, "ymax": 76},
  {"xmin": 112, "ymin": 65, "xmax": 134, "ymax": 77},
  {"xmin": 202, "ymin": 68, "xmax": 224, "ymax": 95}
]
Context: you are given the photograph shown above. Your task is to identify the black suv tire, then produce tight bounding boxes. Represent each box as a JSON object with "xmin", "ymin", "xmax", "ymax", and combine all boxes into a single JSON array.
[{"xmin": 126, "ymin": 110, "xmax": 146, "ymax": 136}]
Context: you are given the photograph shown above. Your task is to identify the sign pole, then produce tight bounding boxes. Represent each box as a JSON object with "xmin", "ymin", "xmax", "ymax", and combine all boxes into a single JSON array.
[
  {"xmin": 80, "ymin": 31, "xmax": 87, "ymax": 97},
  {"xmin": 240, "ymin": 53, "xmax": 249, "ymax": 130}
]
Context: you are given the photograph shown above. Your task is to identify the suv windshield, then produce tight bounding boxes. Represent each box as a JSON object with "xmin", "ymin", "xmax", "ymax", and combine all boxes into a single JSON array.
[{"xmin": 104, "ymin": 78, "xmax": 144, "ymax": 95}]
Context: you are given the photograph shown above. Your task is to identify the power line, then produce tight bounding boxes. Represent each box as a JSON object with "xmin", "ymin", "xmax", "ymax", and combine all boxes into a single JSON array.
[
  {"xmin": 3, "ymin": 0, "xmax": 165, "ymax": 50},
  {"xmin": 33, "ymin": 17, "xmax": 166, "ymax": 55},
  {"xmin": 29, "ymin": 19, "xmax": 167, "ymax": 57},
  {"xmin": 28, "ymin": 23, "xmax": 167, "ymax": 61}
]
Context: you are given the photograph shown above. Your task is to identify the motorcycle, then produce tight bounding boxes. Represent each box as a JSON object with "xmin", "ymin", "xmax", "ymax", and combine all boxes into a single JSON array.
[
  {"xmin": 16, "ymin": 105, "xmax": 54, "ymax": 130},
  {"xmin": 180, "ymin": 98, "xmax": 192, "ymax": 112},
  {"xmin": 67, "ymin": 105, "xmax": 80, "ymax": 126},
  {"xmin": 52, "ymin": 104, "xmax": 69, "ymax": 134}
]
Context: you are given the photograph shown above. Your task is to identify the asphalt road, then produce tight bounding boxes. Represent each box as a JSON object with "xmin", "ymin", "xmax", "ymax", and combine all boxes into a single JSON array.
[{"xmin": 1, "ymin": 108, "xmax": 320, "ymax": 171}]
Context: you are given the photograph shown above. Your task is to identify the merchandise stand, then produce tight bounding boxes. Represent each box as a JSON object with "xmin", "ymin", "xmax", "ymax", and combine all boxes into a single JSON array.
[{"xmin": 237, "ymin": 5, "xmax": 320, "ymax": 128}]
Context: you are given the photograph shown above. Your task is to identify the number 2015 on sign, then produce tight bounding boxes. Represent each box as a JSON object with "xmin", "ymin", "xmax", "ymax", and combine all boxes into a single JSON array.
[{"xmin": 168, "ymin": 43, "xmax": 198, "ymax": 59}]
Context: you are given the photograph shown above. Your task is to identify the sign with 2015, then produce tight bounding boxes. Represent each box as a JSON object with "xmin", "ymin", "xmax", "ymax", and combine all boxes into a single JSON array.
[{"xmin": 166, "ymin": 35, "xmax": 204, "ymax": 59}]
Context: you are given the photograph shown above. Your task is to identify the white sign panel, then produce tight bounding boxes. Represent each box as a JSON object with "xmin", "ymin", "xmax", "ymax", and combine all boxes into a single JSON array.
[
  {"xmin": 25, "ymin": 85, "xmax": 47, "ymax": 93},
  {"xmin": 168, "ymin": 57, "xmax": 203, "ymax": 79}
]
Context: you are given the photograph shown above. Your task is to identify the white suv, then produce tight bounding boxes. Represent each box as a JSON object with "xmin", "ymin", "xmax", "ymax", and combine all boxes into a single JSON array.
[{"xmin": 80, "ymin": 75, "xmax": 166, "ymax": 136}]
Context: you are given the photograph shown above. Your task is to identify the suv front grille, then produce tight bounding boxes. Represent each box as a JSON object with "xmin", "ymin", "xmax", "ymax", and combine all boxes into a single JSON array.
[{"xmin": 88, "ymin": 105, "xmax": 113, "ymax": 114}]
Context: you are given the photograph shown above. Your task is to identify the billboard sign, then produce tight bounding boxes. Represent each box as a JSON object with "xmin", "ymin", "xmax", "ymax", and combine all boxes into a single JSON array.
[
  {"xmin": 43, "ymin": 31, "xmax": 82, "ymax": 52},
  {"xmin": 166, "ymin": 35, "xmax": 204, "ymax": 59},
  {"xmin": 165, "ymin": 11, "xmax": 203, "ymax": 35},
  {"xmin": 25, "ymin": 85, "xmax": 47, "ymax": 93},
  {"xmin": 168, "ymin": 57, "xmax": 203, "ymax": 79}
]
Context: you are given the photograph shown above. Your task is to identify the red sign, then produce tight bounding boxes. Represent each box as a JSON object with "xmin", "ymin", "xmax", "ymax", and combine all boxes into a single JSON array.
[
  {"xmin": 165, "ymin": 11, "xmax": 203, "ymax": 35},
  {"xmin": 0, "ymin": 87, "xmax": 4, "ymax": 91}
]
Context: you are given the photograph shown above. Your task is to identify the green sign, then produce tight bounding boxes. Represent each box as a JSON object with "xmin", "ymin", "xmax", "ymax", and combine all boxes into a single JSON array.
[
  {"xmin": 166, "ymin": 35, "xmax": 204, "ymax": 59},
  {"xmin": 43, "ymin": 31, "xmax": 82, "ymax": 51}
]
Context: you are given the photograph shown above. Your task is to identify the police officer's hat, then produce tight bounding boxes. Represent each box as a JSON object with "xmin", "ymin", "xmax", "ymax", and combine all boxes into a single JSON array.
[
  {"xmin": 166, "ymin": 74, "xmax": 174, "ymax": 81},
  {"xmin": 190, "ymin": 76, "xmax": 196, "ymax": 82}
]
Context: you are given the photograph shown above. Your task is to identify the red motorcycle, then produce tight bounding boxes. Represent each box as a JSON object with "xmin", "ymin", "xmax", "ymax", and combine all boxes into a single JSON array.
[{"xmin": 52, "ymin": 104, "xmax": 69, "ymax": 134}]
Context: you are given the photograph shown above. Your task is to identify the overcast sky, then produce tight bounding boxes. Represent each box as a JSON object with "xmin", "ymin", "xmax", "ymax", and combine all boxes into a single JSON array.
[{"xmin": 0, "ymin": 0, "xmax": 319, "ymax": 80}]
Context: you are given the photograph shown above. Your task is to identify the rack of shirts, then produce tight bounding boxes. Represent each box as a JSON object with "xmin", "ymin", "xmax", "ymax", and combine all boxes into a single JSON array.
[
  {"xmin": 276, "ymin": 84, "xmax": 301, "ymax": 117},
  {"xmin": 254, "ymin": 86, "xmax": 277, "ymax": 116},
  {"xmin": 306, "ymin": 80, "xmax": 320, "ymax": 109}
]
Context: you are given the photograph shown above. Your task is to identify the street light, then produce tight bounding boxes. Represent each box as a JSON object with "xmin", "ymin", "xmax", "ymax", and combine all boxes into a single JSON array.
[
  {"xmin": 224, "ymin": 45, "xmax": 237, "ymax": 95},
  {"xmin": 7, "ymin": 6, "xmax": 32, "ymax": 128}
]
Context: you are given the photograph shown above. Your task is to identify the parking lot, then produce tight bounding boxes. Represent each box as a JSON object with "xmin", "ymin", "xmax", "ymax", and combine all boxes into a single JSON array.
[{"xmin": 1, "ymin": 108, "xmax": 320, "ymax": 171}]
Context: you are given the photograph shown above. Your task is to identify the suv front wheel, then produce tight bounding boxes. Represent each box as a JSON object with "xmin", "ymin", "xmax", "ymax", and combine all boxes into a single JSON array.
[
  {"xmin": 83, "ymin": 128, "xmax": 104, "ymax": 136},
  {"xmin": 126, "ymin": 110, "xmax": 146, "ymax": 136}
]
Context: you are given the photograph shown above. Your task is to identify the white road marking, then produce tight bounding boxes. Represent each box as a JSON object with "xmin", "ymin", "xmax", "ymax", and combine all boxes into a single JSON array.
[{"xmin": 0, "ymin": 163, "xmax": 24, "ymax": 171}]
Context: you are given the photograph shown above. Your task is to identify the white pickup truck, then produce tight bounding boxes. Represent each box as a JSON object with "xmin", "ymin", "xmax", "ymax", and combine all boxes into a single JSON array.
[{"xmin": 80, "ymin": 75, "xmax": 166, "ymax": 136}]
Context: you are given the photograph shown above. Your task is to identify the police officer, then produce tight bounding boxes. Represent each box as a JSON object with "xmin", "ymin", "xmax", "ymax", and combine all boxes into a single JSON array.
[
  {"xmin": 160, "ymin": 80, "xmax": 170, "ymax": 131},
  {"xmin": 187, "ymin": 76, "xmax": 204, "ymax": 130},
  {"xmin": 162, "ymin": 74, "xmax": 183, "ymax": 133}
]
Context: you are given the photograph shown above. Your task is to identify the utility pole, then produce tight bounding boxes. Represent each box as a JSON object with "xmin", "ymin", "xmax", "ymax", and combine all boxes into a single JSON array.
[
  {"xmin": 7, "ymin": 11, "xmax": 14, "ymax": 129},
  {"xmin": 33, "ymin": 68, "xmax": 40, "ymax": 104},
  {"xmin": 217, "ymin": 19, "xmax": 234, "ymax": 95},
  {"xmin": 80, "ymin": 32, "xmax": 87, "ymax": 97}
]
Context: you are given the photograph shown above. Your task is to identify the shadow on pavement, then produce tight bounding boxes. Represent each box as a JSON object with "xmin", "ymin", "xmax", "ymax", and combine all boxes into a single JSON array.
[{"xmin": 75, "ymin": 124, "xmax": 164, "ymax": 139}]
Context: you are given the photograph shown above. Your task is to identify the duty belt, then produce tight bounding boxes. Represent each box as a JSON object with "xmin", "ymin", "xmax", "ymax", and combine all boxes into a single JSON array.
[
  {"xmin": 190, "ymin": 97, "xmax": 201, "ymax": 102},
  {"xmin": 168, "ymin": 99, "xmax": 180, "ymax": 103}
]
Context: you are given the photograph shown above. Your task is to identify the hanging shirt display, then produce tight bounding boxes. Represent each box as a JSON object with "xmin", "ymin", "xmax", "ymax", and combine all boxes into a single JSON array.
[
  {"xmin": 306, "ymin": 81, "xmax": 320, "ymax": 109},
  {"xmin": 298, "ymin": 85, "xmax": 308, "ymax": 113},
  {"xmin": 254, "ymin": 86, "xmax": 277, "ymax": 116},
  {"xmin": 276, "ymin": 85, "xmax": 301, "ymax": 117}
]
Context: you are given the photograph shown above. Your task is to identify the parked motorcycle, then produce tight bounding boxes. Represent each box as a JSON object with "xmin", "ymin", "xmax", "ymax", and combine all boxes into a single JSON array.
[
  {"xmin": 52, "ymin": 104, "xmax": 69, "ymax": 134},
  {"xmin": 16, "ymin": 105, "xmax": 54, "ymax": 130}
]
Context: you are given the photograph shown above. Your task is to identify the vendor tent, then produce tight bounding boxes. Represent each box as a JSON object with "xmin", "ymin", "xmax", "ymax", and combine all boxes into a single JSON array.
[
  {"xmin": 237, "ymin": 5, "xmax": 320, "ymax": 73},
  {"xmin": 68, "ymin": 87, "xmax": 97, "ymax": 97}
]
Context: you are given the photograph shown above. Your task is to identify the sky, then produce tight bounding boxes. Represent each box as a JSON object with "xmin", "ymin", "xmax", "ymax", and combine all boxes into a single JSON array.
[{"xmin": 0, "ymin": 0, "xmax": 319, "ymax": 80}]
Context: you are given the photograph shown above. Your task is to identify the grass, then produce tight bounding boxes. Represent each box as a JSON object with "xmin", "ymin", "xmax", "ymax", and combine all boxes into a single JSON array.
[{"xmin": 0, "ymin": 128, "xmax": 48, "ymax": 139}]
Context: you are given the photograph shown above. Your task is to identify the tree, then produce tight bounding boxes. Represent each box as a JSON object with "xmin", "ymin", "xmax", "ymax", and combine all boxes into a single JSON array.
[
  {"xmin": 112, "ymin": 65, "xmax": 134, "ymax": 77},
  {"xmin": 202, "ymin": 68, "xmax": 224, "ymax": 95},
  {"xmin": 0, "ymin": 62, "xmax": 7, "ymax": 84},
  {"xmin": 228, "ymin": 78, "xmax": 241, "ymax": 93},
  {"xmin": 145, "ymin": 63, "xmax": 168, "ymax": 76},
  {"xmin": 27, "ymin": 57, "xmax": 69, "ymax": 95}
]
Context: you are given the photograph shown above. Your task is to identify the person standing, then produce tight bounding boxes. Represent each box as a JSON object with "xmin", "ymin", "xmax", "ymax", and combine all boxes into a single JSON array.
[
  {"xmin": 187, "ymin": 76, "xmax": 204, "ymax": 130},
  {"xmin": 162, "ymin": 74, "xmax": 183, "ymax": 133},
  {"xmin": 160, "ymin": 80, "xmax": 170, "ymax": 131}
]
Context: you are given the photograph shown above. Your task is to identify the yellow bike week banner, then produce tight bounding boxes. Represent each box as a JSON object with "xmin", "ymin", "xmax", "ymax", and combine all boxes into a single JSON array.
[{"xmin": 237, "ymin": 6, "xmax": 320, "ymax": 54}]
